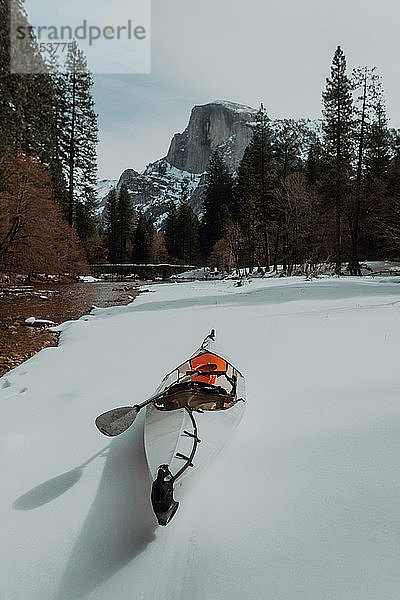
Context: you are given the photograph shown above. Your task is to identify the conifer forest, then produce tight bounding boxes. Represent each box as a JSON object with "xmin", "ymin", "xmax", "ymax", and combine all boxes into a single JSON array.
[{"xmin": 1, "ymin": 1, "xmax": 399, "ymax": 277}]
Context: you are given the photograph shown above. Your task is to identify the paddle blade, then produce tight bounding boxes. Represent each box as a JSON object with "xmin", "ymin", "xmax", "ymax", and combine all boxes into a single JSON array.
[{"xmin": 95, "ymin": 406, "xmax": 139, "ymax": 437}]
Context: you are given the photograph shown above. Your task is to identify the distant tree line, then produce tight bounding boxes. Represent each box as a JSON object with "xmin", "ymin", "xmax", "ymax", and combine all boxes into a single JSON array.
[
  {"xmin": 196, "ymin": 47, "xmax": 400, "ymax": 274},
  {"xmin": 3, "ymin": 23, "xmax": 400, "ymax": 278},
  {"xmin": 113, "ymin": 46, "xmax": 400, "ymax": 274},
  {"xmin": 104, "ymin": 183, "xmax": 170, "ymax": 264},
  {"xmin": 0, "ymin": 0, "xmax": 100, "ymax": 275},
  {"xmin": 104, "ymin": 180, "xmax": 199, "ymax": 265}
]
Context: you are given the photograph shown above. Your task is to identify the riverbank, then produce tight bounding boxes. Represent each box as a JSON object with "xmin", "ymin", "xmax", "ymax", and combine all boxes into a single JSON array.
[{"xmin": 0, "ymin": 281, "xmax": 141, "ymax": 376}]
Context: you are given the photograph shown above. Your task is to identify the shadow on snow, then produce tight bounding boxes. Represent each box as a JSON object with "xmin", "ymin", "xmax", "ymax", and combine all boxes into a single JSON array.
[
  {"xmin": 13, "ymin": 447, "xmax": 110, "ymax": 511},
  {"xmin": 14, "ymin": 415, "xmax": 157, "ymax": 600},
  {"xmin": 54, "ymin": 419, "xmax": 156, "ymax": 600}
]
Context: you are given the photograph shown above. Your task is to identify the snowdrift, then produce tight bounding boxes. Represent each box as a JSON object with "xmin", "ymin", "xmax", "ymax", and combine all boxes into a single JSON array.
[{"xmin": 1, "ymin": 275, "xmax": 400, "ymax": 600}]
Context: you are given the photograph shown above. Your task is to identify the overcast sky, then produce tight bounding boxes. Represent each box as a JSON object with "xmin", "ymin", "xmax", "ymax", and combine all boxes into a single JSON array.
[{"xmin": 91, "ymin": 0, "xmax": 400, "ymax": 178}]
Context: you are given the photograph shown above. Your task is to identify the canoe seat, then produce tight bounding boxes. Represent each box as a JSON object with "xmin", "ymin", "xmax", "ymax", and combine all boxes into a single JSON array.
[
  {"xmin": 155, "ymin": 382, "xmax": 233, "ymax": 412},
  {"xmin": 189, "ymin": 353, "xmax": 227, "ymax": 385}
]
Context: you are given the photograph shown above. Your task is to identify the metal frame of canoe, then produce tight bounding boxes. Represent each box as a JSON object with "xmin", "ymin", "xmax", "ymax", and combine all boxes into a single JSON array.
[
  {"xmin": 149, "ymin": 339, "xmax": 245, "ymax": 526},
  {"xmin": 95, "ymin": 331, "xmax": 246, "ymax": 526}
]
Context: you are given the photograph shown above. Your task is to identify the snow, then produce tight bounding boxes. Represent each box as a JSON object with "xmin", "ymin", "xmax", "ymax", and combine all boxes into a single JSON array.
[
  {"xmin": 95, "ymin": 179, "xmax": 117, "ymax": 215},
  {"xmin": 95, "ymin": 160, "xmax": 205, "ymax": 229},
  {"xmin": 25, "ymin": 317, "xmax": 55, "ymax": 326},
  {"xmin": 172, "ymin": 268, "xmax": 209, "ymax": 280},
  {"xmin": 211, "ymin": 100, "xmax": 258, "ymax": 114},
  {"xmin": 95, "ymin": 179, "xmax": 117, "ymax": 201},
  {"xmin": 363, "ymin": 260, "xmax": 400, "ymax": 273},
  {"xmin": 79, "ymin": 276, "xmax": 102, "ymax": 283},
  {"xmin": 1, "ymin": 276, "xmax": 400, "ymax": 599}
]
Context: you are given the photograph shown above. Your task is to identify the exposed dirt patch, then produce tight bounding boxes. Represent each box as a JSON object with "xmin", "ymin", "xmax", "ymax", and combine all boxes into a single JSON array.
[{"xmin": 0, "ymin": 281, "xmax": 141, "ymax": 377}]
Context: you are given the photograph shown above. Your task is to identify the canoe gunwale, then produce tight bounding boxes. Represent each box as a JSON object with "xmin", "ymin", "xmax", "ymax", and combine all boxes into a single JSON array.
[{"xmin": 145, "ymin": 332, "xmax": 246, "ymax": 525}]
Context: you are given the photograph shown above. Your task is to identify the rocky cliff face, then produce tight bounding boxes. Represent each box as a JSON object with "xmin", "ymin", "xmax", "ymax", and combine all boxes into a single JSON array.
[
  {"xmin": 97, "ymin": 101, "xmax": 258, "ymax": 227},
  {"xmin": 96, "ymin": 100, "xmax": 320, "ymax": 229},
  {"xmin": 166, "ymin": 101, "xmax": 256, "ymax": 173}
]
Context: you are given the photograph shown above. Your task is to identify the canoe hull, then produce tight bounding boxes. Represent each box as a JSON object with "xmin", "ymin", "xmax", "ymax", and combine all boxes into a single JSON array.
[
  {"xmin": 144, "ymin": 399, "xmax": 245, "ymax": 482},
  {"xmin": 144, "ymin": 332, "xmax": 246, "ymax": 525}
]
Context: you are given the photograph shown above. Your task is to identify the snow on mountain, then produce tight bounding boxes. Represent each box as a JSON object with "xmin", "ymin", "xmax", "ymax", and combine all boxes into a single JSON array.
[
  {"xmin": 95, "ymin": 178, "xmax": 117, "ymax": 215},
  {"xmin": 97, "ymin": 101, "xmax": 322, "ymax": 228},
  {"xmin": 1, "ymin": 275, "xmax": 400, "ymax": 600},
  {"xmin": 115, "ymin": 161, "xmax": 204, "ymax": 229},
  {"xmin": 96, "ymin": 162, "xmax": 205, "ymax": 228},
  {"xmin": 212, "ymin": 99, "xmax": 258, "ymax": 114}
]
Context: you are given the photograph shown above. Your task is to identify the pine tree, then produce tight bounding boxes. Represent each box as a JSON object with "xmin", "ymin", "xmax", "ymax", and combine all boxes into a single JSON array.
[
  {"xmin": 0, "ymin": 2, "xmax": 102, "ymax": 270},
  {"xmin": 346, "ymin": 69, "xmax": 392, "ymax": 273},
  {"xmin": 235, "ymin": 104, "xmax": 275, "ymax": 270},
  {"xmin": 176, "ymin": 200, "xmax": 200, "ymax": 264},
  {"xmin": 272, "ymin": 120, "xmax": 305, "ymax": 180},
  {"xmin": 345, "ymin": 67, "xmax": 374, "ymax": 274},
  {"xmin": 200, "ymin": 152, "xmax": 234, "ymax": 259},
  {"xmin": 164, "ymin": 200, "xmax": 179, "ymax": 260},
  {"xmin": 384, "ymin": 155, "xmax": 400, "ymax": 254},
  {"xmin": 361, "ymin": 92, "xmax": 394, "ymax": 260},
  {"xmin": 272, "ymin": 119, "xmax": 308, "ymax": 272},
  {"xmin": 46, "ymin": 55, "xmax": 69, "ymax": 213},
  {"xmin": 132, "ymin": 212, "xmax": 154, "ymax": 263},
  {"xmin": 116, "ymin": 184, "xmax": 134, "ymax": 263},
  {"xmin": 322, "ymin": 46, "xmax": 354, "ymax": 273},
  {"xmin": 305, "ymin": 141, "xmax": 324, "ymax": 186},
  {"xmin": 104, "ymin": 189, "xmax": 119, "ymax": 262},
  {"xmin": 235, "ymin": 146, "xmax": 258, "ymax": 269},
  {"xmin": 0, "ymin": 0, "xmax": 12, "ymax": 158},
  {"xmin": 74, "ymin": 201, "xmax": 99, "ymax": 262},
  {"xmin": 61, "ymin": 43, "xmax": 98, "ymax": 230},
  {"xmin": 365, "ymin": 93, "xmax": 392, "ymax": 179},
  {"xmin": 0, "ymin": 0, "xmax": 67, "ymax": 209}
]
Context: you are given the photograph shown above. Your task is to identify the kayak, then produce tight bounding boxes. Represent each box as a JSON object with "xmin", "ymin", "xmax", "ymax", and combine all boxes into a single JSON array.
[
  {"xmin": 95, "ymin": 330, "xmax": 246, "ymax": 526},
  {"xmin": 145, "ymin": 330, "xmax": 246, "ymax": 525}
]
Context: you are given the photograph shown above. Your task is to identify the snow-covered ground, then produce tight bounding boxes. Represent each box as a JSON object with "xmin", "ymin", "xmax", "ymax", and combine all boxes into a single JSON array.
[{"xmin": 1, "ymin": 275, "xmax": 400, "ymax": 600}]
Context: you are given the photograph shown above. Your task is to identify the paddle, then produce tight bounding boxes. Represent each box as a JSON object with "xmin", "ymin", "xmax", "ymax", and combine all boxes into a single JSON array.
[
  {"xmin": 95, "ymin": 367, "xmax": 226, "ymax": 437},
  {"xmin": 95, "ymin": 398, "xmax": 154, "ymax": 437}
]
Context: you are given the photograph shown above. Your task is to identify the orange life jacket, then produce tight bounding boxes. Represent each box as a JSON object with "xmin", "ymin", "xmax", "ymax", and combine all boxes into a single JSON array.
[{"xmin": 189, "ymin": 352, "xmax": 227, "ymax": 385}]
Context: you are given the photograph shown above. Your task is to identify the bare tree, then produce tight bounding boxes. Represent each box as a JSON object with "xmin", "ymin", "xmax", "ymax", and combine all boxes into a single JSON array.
[{"xmin": 0, "ymin": 154, "xmax": 87, "ymax": 275}]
